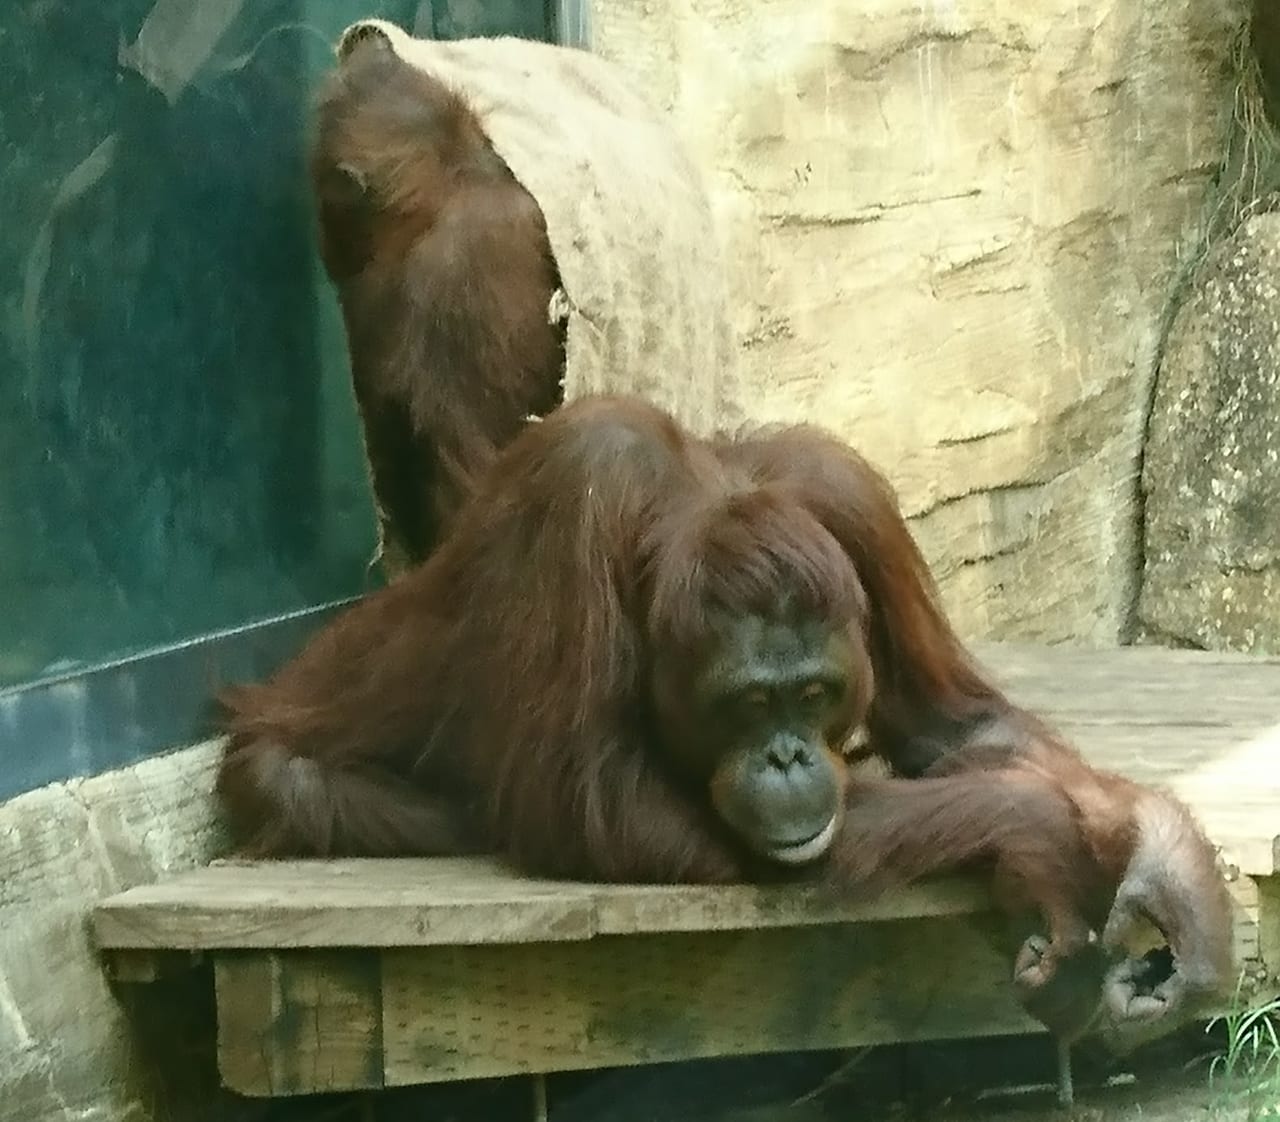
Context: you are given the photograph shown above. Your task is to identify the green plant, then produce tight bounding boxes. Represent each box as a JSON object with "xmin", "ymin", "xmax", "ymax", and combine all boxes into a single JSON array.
[{"xmin": 1207, "ymin": 974, "xmax": 1280, "ymax": 1120}]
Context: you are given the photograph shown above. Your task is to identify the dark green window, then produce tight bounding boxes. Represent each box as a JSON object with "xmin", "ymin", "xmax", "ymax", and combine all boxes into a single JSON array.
[{"xmin": 1, "ymin": 1, "xmax": 556, "ymax": 690}]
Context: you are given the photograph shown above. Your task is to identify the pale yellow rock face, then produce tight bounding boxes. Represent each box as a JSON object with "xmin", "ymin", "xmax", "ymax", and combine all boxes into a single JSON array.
[{"xmin": 591, "ymin": 0, "xmax": 1246, "ymax": 643}]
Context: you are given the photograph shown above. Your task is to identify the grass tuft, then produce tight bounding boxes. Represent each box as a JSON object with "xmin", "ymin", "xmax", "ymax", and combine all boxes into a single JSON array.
[{"xmin": 1206, "ymin": 974, "xmax": 1280, "ymax": 1120}]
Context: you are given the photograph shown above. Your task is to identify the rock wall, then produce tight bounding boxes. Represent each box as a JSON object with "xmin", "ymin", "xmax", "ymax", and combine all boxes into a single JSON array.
[
  {"xmin": 591, "ymin": 0, "xmax": 1247, "ymax": 643},
  {"xmin": 0, "ymin": 743, "xmax": 227, "ymax": 1122},
  {"xmin": 1256, "ymin": 0, "xmax": 1280, "ymax": 122},
  {"xmin": 1139, "ymin": 210, "xmax": 1280, "ymax": 653}
]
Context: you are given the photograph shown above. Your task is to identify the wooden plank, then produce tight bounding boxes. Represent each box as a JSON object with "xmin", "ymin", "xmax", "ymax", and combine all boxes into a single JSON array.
[
  {"xmin": 1256, "ymin": 877, "xmax": 1280, "ymax": 982},
  {"xmin": 95, "ymin": 857, "xmax": 600, "ymax": 950},
  {"xmin": 215, "ymin": 950, "xmax": 383, "ymax": 1097},
  {"xmin": 104, "ymin": 949, "xmax": 199, "ymax": 983},
  {"xmin": 201, "ymin": 874, "xmax": 1269, "ymax": 1093},
  {"xmin": 380, "ymin": 913, "xmax": 1036, "ymax": 1085},
  {"xmin": 589, "ymin": 875, "xmax": 992, "ymax": 936},
  {"xmin": 86, "ymin": 858, "xmax": 1277, "ymax": 954},
  {"xmin": 1206, "ymin": 836, "xmax": 1280, "ymax": 882},
  {"xmin": 94, "ymin": 856, "xmax": 996, "ymax": 950},
  {"xmin": 975, "ymin": 639, "xmax": 1280, "ymax": 681},
  {"xmin": 978, "ymin": 643, "xmax": 1280, "ymax": 875},
  {"xmin": 379, "ymin": 874, "xmax": 1271, "ymax": 1087},
  {"xmin": 1223, "ymin": 875, "xmax": 1265, "ymax": 989}
]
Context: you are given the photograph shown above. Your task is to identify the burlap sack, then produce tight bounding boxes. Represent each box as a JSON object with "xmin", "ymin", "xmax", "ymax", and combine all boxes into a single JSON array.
[{"xmin": 335, "ymin": 20, "xmax": 742, "ymax": 561}]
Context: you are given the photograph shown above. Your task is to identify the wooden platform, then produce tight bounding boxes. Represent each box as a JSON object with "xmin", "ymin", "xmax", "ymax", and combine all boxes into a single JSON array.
[{"xmin": 91, "ymin": 643, "xmax": 1280, "ymax": 1099}]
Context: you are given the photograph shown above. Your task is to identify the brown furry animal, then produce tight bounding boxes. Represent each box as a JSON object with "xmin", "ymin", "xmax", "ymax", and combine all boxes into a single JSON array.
[
  {"xmin": 311, "ymin": 27, "xmax": 565, "ymax": 561},
  {"xmin": 218, "ymin": 395, "xmax": 1232, "ymax": 1051}
]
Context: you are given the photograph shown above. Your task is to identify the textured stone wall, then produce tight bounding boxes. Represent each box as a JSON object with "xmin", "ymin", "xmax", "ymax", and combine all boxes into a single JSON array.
[
  {"xmin": 0, "ymin": 744, "xmax": 225, "ymax": 1122},
  {"xmin": 1139, "ymin": 211, "xmax": 1280, "ymax": 653},
  {"xmin": 591, "ymin": 0, "xmax": 1247, "ymax": 644}
]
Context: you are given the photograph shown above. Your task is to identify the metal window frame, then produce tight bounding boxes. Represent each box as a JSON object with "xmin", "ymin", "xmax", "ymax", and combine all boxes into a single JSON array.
[
  {"xmin": 0, "ymin": 600, "xmax": 356, "ymax": 801},
  {"xmin": 553, "ymin": 0, "xmax": 591, "ymax": 49}
]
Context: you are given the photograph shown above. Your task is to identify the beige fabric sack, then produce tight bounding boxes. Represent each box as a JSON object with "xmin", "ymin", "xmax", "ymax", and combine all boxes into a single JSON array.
[{"xmin": 336, "ymin": 18, "xmax": 742, "ymax": 463}]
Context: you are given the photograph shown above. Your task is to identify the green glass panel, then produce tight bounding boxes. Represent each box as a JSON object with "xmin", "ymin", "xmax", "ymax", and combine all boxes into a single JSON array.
[{"xmin": 0, "ymin": 1, "xmax": 553, "ymax": 687}]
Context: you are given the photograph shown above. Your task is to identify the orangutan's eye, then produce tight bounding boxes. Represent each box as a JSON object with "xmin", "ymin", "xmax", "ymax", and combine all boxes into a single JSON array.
[
  {"xmin": 799, "ymin": 680, "xmax": 844, "ymax": 710},
  {"xmin": 741, "ymin": 689, "xmax": 770, "ymax": 712}
]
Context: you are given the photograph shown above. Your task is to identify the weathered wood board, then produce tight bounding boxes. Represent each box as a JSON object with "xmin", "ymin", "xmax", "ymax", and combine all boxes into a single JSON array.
[
  {"xmin": 216, "ymin": 950, "xmax": 384, "ymax": 1095},
  {"xmin": 973, "ymin": 642, "xmax": 1280, "ymax": 877},
  {"xmin": 204, "ymin": 875, "xmax": 1272, "ymax": 1096},
  {"xmin": 94, "ymin": 856, "xmax": 993, "ymax": 951},
  {"xmin": 89, "ymin": 643, "xmax": 1280, "ymax": 1097}
]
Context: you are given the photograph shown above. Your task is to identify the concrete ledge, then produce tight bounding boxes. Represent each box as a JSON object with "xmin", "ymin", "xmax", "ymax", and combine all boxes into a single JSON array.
[{"xmin": 0, "ymin": 742, "xmax": 224, "ymax": 1122}]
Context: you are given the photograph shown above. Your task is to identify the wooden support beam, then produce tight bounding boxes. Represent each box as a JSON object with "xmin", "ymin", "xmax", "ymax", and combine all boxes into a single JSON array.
[{"xmin": 215, "ymin": 950, "xmax": 383, "ymax": 1097}]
